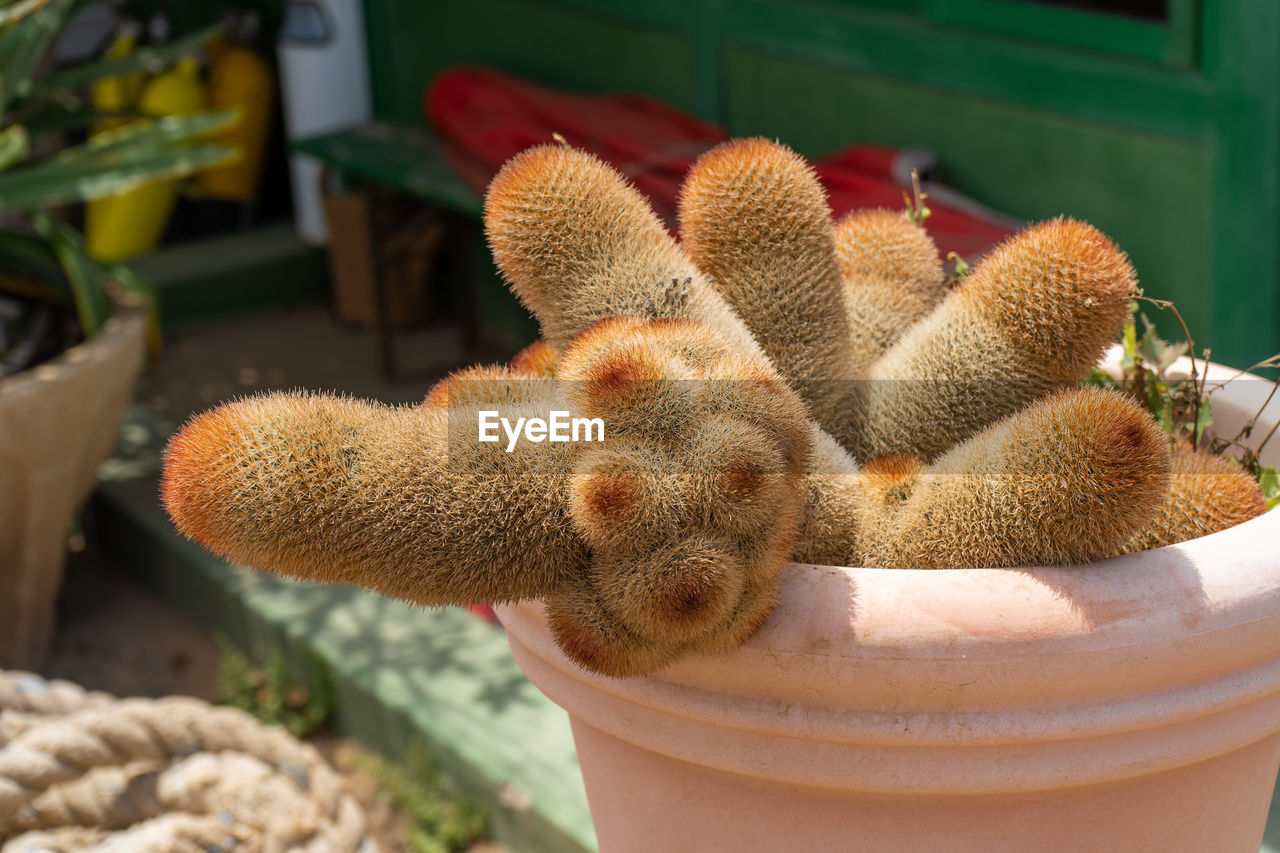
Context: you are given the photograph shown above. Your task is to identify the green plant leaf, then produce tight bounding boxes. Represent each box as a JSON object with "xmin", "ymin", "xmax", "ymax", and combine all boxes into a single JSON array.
[
  {"xmin": 1260, "ymin": 467, "xmax": 1279, "ymax": 511},
  {"xmin": 0, "ymin": 142, "xmax": 235, "ymax": 209},
  {"xmin": 95, "ymin": 256, "xmax": 159, "ymax": 351},
  {"xmin": 1120, "ymin": 306, "xmax": 1138, "ymax": 373},
  {"xmin": 24, "ymin": 22, "xmax": 222, "ymax": 99},
  {"xmin": 0, "ymin": 226, "xmax": 64, "ymax": 287},
  {"xmin": 0, "ymin": 269, "xmax": 60, "ymax": 303},
  {"xmin": 1150, "ymin": 393, "xmax": 1173, "ymax": 434},
  {"xmin": 0, "ymin": 122, "xmax": 28, "ymax": 170},
  {"xmin": 1081, "ymin": 367, "xmax": 1120, "ymax": 391},
  {"xmin": 1138, "ymin": 324, "xmax": 1186, "ymax": 375},
  {"xmin": 29, "ymin": 208, "xmax": 107, "ymax": 336},
  {"xmin": 50, "ymin": 109, "xmax": 238, "ymax": 164},
  {"xmin": 17, "ymin": 103, "xmax": 140, "ymax": 135},
  {"xmin": 0, "ymin": 0, "xmax": 74, "ymax": 117},
  {"xmin": 1193, "ymin": 396, "xmax": 1213, "ymax": 445},
  {"xmin": 1142, "ymin": 374, "xmax": 1177, "ymax": 426},
  {"xmin": 0, "ymin": 0, "xmax": 55, "ymax": 28}
]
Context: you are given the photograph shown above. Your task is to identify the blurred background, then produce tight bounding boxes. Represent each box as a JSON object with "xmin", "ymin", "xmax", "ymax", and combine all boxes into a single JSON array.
[{"xmin": 1, "ymin": 2, "xmax": 1278, "ymax": 851}]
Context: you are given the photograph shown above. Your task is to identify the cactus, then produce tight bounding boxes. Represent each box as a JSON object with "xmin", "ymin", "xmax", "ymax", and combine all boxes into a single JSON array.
[
  {"xmin": 163, "ymin": 136, "xmax": 1270, "ymax": 680},
  {"xmin": 1123, "ymin": 448, "xmax": 1267, "ymax": 553},
  {"xmin": 484, "ymin": 144, "xmax": 764, "ymax": 361},
  {"xmin": 544, "ymin": 580, "xmax": 682, "ymax": 678},
  {"xmin": 849, "ymin": 218, "xmax": 1137, "ymax": 461},
  {"xmin": 832, "ymin": 209, "xmax": 947, "ymax": 374},
  {"xmin": 554, "ymin": 317, "xmax": 812, "ymax": 673},
  {"xmin": 508, "ymin": 339, "xmax": 559, "ymax": 378},
  {"xmin": 856, "ymin": 388, "xmax": 1171, "ymax": 568},
  {"xmin": 678, "ymin": 138, "xmax": 855, "ymax": 438},
  {"xmin": 164, "ymin": 316, "xmax": 814, "ymax": 677},
  {"xmin": 163, "ymin": 365, "xmax": 583, "ymax": 607},
  {"xmin": 791, "ymin": 428, "xmax": 867, "ymax": 568}
]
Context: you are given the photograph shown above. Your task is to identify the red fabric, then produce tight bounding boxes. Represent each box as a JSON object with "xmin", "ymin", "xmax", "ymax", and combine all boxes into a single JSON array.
[
  {"xmin": 815, "ymin": 146, "xmax": 1015, "ymax": 261},
  {"xmin": 467, "ymin": 603, "xmax": 499, "ymax": 624},
  {"xmin": 426, "ymin": 65, "xmax": 1013, "ymax": 262},
  {"xmin": 427, "ymin": 67, "xmax": 725, "ymax": 227}
]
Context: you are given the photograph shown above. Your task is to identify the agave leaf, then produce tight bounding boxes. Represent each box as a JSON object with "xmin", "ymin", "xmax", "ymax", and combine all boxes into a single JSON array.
[
  {"xmin": 0, "ymin": 0, "xmax": 55, "ymax": 28},
  {"xmin": 0, "ymin": 269, "xmax": 61, "ymax": 302},
  {"xmin": 0, "ymin": 122, "xmax": 28, "ymax": 169},
  {"xmin": 0, "ymin": 225, "xmax": 62, "ymax": 277},
  {"xmin": 0, "ymin": 0, "xmax": 73, "ymax": 116},
  {"xmin": 25, "ymin": 22, "xmax": 222, "ymax": 99},
  {"xmin": 30, "ymin": 208, "xmax": 107, "ymax": 336},
  {"xmin": 51, "ymin": 109, "xmax": 238, "ymax": 163},
  {"xmin": 0, "ymin": 143, "xmax": 235, "ymax": 209},
  {"xmin": 16, "ymin": 101, "xmax": 141, "ymax": 134}
]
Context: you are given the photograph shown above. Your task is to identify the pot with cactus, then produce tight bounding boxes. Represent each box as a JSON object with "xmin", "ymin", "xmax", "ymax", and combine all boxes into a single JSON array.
[
  {"xmin": 162, "ymin": 139, "xmax": 1278, "ymax": 851},
  {"xmin": 0, "ymin": 0, "xmax": 233, "ymax": 667}
]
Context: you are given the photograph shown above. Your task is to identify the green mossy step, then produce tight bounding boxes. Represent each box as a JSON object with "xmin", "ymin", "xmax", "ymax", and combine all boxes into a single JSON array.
[
  {"xmin": 130, "ymin": 223, "xmax": 330, "ymax": 328},
  {"xmin": 91, "ymin": 477, "xmax": 596, "ymax": 853}
]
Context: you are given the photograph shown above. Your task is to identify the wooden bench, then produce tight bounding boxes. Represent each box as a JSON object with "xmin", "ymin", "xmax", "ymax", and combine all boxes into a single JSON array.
[{"xmin": 291, "ymin": 121, "xmax": 485, "ymax": 381}]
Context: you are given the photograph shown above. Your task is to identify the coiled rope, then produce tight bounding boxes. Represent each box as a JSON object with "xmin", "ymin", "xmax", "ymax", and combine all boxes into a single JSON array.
[{"xmin": 0, "ymin": 669, "xmax": 378, "ymax": 852}]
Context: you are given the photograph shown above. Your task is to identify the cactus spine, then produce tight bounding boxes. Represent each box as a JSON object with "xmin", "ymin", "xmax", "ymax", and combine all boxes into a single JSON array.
[
  {"xmin": 163, "ymin": 134, "xmax": 1271, "ymax": 680},
  {"xmin": 164, "ymin": 317, "xmax": 815, "ymax": 677},
  {"xmin": 856, "ymin": 388, "xmax": 1171, "ymax": 568},
  {"xmin": 850, "ymin": 218, "xmax": 1137, "ymax": 461},
  {"xmin": 484, "ymin": 144, "xmax": 764, "ymax": 361},
  {"xmin": 1123, "ymin": 448, "xmax": 1266, "ymax": 553},
  {"xmin": 678, "ymin": 138, "xmax": 855, "ymax": 439},
  {"xmin": 163, "ymin": 366, "xmax": 582, "ymax": 607},
  {"xmin": 833, "ymin": 209, "xmax": 947, "ymax": 374}
]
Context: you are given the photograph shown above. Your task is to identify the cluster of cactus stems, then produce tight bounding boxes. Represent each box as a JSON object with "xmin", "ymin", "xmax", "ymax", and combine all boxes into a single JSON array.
[{"xmin": 163, "ymin": 139, "xmax": 1269, "ymax": 676}]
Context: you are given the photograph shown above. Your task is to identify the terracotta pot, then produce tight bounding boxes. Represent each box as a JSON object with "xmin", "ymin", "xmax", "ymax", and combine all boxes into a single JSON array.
[
  {"xmin": 498, "ymin": 357, "xmax": 1280, "ymax": 853},
  {"xmin": 0, "ymin": 309, "xmax": 146, "ymax": 668}
]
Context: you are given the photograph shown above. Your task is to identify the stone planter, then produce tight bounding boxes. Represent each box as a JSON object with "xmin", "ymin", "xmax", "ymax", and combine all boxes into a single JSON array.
[
  {"xmin": 498, "ymin": 357, "xmax": 1280, "ymax": 852},
  {"xmin": 0, "ymin": 309, "xmax": 146, "ymax": 667}
]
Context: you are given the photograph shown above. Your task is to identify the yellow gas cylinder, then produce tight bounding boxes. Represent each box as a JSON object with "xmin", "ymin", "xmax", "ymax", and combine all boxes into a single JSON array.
[
  {"xmin": 85, "ymin": 21, "xmax": 146, "ymax": 250},
  {"xmin": 89, "ymin": 21, "xmax": 144, "ymax": 132},
  {"xmin": 195, "ymin": 17, "xmax": 274, "ymax": 202},
  {"xmin": 86, "ymin": 56, "xmax": 207, "ymax": 263}
]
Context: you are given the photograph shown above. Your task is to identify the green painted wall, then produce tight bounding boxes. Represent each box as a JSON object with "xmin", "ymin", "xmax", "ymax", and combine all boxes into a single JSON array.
[
  {"xmin": 723, "ymin": 50, "xmax": 1214, "ymax": 349},
  {"xmin": 362, "ymin": 0, "xmax": 1279, "ymax": 370},
  {"xmin": 364, "ymin": 0, "xmax": 700, "ymax": 124}
]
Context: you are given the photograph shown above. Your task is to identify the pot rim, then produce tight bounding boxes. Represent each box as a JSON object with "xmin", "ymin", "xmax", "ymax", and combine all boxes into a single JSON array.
[{"xmin": 0, "ymin": 305, "xmax": 147, "ymax": 400}]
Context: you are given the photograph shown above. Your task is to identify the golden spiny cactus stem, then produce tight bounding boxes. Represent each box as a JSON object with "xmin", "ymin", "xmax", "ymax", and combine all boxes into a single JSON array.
[
  {"xmin": 1123, "ymin": 448, "xmax": 1266, "ymax": 553},
  {"xmin": 851, "ymin": 218, "xmax": 1138, "ymax": 461},
  {"xmin": 508, "ymin": 339, "xmax": 559, "ymax": 377},
  {"xmin": 678, "ymin": 138, "xmax": 855, "ymax": 439},
  {"xmin": 163, "ymin": 317, "xmax": 814, "ymax": 678},
  {"xmin": 484, "ymin": 144, "xmax": 764, "ymax": 362},
  {"xmin": 833, "ymin": 209, "xmax": 947, "ymax": 375},
  {"xmin": 791, "ymin": 427, "xmax": 867, "ymax": 568},
  {"xmin": 163, "ymin": 366, "xmax": 581, "ymax": 607},
  {"xmin": 552, "ymin": 317, "xmax": 813, "ymax": 675},
  {"xmin": 856, "ymin": 388, "xmax": 1171, "ymax": 568}
]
